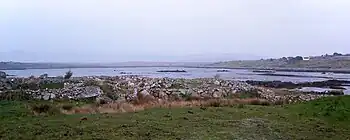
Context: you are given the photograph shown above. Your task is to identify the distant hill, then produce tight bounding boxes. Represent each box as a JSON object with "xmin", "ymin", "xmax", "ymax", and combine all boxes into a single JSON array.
[
  {"xmin": 0, "ymin": 62, "xmax": 86, "ymax": 70},
  {"xmin": 0, "ymin": 51, "xmax": 262, "ymax": 63},
  {"xmin": 173, "ymin": 53, "xmax": 264, "ymax": 62},
  {"xmin": 0, "ymin": 61, "xmax": 207, "ymax": 70},
  {"xmin": 206, "ymin": 54, "xmax": 350, "ymax": 70}
]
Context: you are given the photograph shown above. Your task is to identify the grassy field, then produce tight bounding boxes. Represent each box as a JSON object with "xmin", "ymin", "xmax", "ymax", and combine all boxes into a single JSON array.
[{"xmin": 1, "ymin": 96, "xmax": 350, "ymax": 140}]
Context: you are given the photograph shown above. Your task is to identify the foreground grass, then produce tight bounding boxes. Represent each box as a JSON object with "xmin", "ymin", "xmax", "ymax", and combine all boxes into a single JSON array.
[{"xmin": 1, "ymin": 96, "xmax": 350, "ymax": 140}]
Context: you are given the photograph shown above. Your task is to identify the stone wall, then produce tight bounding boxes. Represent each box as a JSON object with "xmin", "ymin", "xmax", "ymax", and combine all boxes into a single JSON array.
[{"xmin": 26, "ymin": 85, "xmax": 103, "ymax": 100}]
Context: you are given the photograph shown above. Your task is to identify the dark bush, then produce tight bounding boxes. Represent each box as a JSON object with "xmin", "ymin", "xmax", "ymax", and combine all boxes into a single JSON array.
[
  {"xmin": 207, "ymin": 100, "xmax": 222, "ymax": 107},
  {"xmin": 273, "ymin": 100, "xmax": 286, "ymax": 105},
  {"xmin": 39, "ymin": 73, "xmax": 48, "ymax": 79},
  {"xmin": 64, "ymin": 70, "xmax": 73, "ymax": 79},
  {"xmin": 61, "ymin": 104, "xmax": 74, "ymax": 110},
  {"xmin": 30, "ymin": 103, "xmax": 60, "ymax": 115},
  {"xmin": 250, "ymin": 99, "xmax": 271, "ymax": 106},
  {"xmin": 333, "ymin": 52, "xmax": 342, "ymax": 56}
]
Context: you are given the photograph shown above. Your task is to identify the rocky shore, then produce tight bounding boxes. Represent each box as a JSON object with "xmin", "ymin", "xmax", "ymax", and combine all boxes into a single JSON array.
[
  {"xmin": 1, "ymin": 75, "xmax": 340, "ymax": 104},
  {"xmin": 246, "ymin": 80, "xmax": 350, "ymax": 91}
]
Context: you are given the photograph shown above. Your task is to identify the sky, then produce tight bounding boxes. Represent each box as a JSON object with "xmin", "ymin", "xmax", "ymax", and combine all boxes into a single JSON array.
[{"xmin": 0, "ymin": 0, "xmax": 350, "ymax": 62}]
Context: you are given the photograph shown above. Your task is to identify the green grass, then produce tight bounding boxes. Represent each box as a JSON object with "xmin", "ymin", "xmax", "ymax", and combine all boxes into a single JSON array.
[
  {"xmin": 1, "ymin": 96, "xmax": 350, "ymax": 140},
  {"xmin": 40, "ymin": 83, "xmax": 64, "ymax": 89}
]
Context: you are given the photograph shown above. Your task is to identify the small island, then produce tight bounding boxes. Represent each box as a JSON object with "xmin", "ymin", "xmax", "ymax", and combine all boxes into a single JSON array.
[
  {"xmin": 217, "ymin": 69, "xmax": 230, "ymax": 72},
  {"xmin": 156, "ymin": 70, "xmax": 187, "ymax": 73}
]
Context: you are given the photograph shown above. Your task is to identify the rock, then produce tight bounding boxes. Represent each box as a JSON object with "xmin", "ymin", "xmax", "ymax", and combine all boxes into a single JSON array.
[
  {"xmin": 39, "ymin": 74, "xmax": 49, "ymax": 79},
  {"xmin": 96, "ymin": 96, "xmax": 113, "ymax": 104},
  {"xmin": 157, "ymin": 91, "xmax": 167, "ymax": 99},
  {"xmin": 139, "ymin": 90, "xmax": 150, "ymax": 96},
  {"xmin": 128, "ymin": 82, "xmax": 135, "ymax": 87},
  {"xmin": 246, "ymin": 80, "xmax": 350, "ymax": 89},
  {"xmin": 214, "ymin": 80, "xmax": 221, "ymax": 85},
  {"xmin": 190, "ymin": 92, "xmax": 201, "ymax": 98},
  {"xmin": 212, "ymin": 91, "xmax": 222, "ymax": 98},
  {"xmin": 256, "ymin": 87, "xmax": 331, "ymax": 103},
  {"xmin": 0, "ymin": 71, "xmax": 6, "ymax": 79}
]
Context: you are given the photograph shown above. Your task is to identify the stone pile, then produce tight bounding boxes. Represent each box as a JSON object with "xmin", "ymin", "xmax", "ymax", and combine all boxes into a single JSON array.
[
  {"xmin": 26, "ymin": 84, "xmax": 103, "ymax": 100},
  {"xmin": 257, "ymin": 87, "xmax": 330, "ymax": 103},
  {"xmin": 92, "ymin": 76, "xmax": 258, "ymax": 101},
  {"xmin": 0, "ymin": 75, "xmax": 334, "ymax": 103},
  {"xmin": 90, "ymin": 76, "xmax": 330, "ymax": 103}
]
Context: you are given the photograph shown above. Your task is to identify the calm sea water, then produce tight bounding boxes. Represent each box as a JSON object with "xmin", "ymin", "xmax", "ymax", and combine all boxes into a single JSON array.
[{"xmin": 4, "ymin": 67, "xmax": 350, "ymax": 82}]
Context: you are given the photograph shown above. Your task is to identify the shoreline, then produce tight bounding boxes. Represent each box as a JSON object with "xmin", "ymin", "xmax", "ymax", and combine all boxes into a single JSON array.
[{"xmin": 2, "ymin": 66, "xmax": 350, "ymax": 74}]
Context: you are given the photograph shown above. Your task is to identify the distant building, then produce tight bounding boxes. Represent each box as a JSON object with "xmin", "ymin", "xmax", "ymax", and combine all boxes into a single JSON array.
[{"xmin": 303, "ymin": 57, "xmax": 310, "ymax": 61}]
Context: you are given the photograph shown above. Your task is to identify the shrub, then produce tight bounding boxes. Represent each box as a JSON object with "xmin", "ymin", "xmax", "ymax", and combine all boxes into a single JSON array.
[
  {"xmin": 30, "ymin": 103, "xmax": 60, "ymax": 115},
  {"xmin": 204, "ymin": 100, "xmax": 220, "ymax": 107},
  {"xmin": 29, "ymin": 75, "xmax": 35, "ymax": 79},
  {"xmin": 39, "ymin": 73, "xmax": 48, "ymax": 79},
  {"xmin": 295, "ymin": 56, "xmax": 303, "ymax": 61},
  {"xmin": 273, "ymin": 100, "xmax": 286, "ymax": 105},
  {"xmin": 238, "ymin": 104, "xmax": 245, "ymax": 108},
  {"xmin": 333, "ymin": 52, "xmax": 342, "ymax": 56},
  {"xmin": 64, "ymin": 70, "xmax": 73, "ymax": 79},
  {"xmin": 61, "ymin": 104, "xmax": 74, "ymax": 110},
  {"xmin": 249, "ymin": 99, "xmax": 271, "ymax": 106}
]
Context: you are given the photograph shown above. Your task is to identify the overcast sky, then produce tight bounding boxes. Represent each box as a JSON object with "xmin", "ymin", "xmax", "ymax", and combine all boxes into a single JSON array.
[{"xmin": 0, "ymin": 0, "xmax": 350, "ymax": 62}]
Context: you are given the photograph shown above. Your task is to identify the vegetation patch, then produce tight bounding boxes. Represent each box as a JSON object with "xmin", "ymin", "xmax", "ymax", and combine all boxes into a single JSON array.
[
  {"xmin": 289, "ymin": 96, "xmax": 350, "ymax": 121},
  {"xmin": 29, "ymin": 102, "xmax": 60, "ymax": 115},
  {"xmin": 40, "ymin": 83, "xmax": 64, "ymax": 89},
  {"xmin": 1, "ymin": 96, "xmax": 350, "ymax": 139}
]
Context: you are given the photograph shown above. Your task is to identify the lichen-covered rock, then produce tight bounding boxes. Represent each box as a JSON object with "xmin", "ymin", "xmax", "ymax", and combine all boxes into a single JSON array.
[
  {"xmin": 96, "ymin": 96, "xmax": 113, "ymax": 104},
  {"xmin": 0, "ymin": 71, "xmax": 6, "ymax": 79}
]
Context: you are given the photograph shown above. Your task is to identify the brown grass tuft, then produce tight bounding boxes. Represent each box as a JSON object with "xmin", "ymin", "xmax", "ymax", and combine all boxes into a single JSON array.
[
  {"xmin": 63, "ymin": 98, "xmax": 273, "ymax": 115},
  {"xmin": 30, "ymin": 103, "xmax": 60, "ymax": 115}
]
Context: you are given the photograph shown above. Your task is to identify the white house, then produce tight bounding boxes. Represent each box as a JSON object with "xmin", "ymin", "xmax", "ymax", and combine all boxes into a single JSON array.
[{"xmin": 303, "ymin": 57, "xmax": 311, "ymax": 61}]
